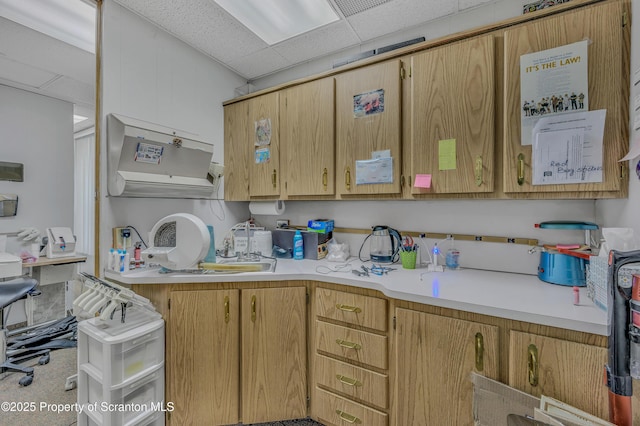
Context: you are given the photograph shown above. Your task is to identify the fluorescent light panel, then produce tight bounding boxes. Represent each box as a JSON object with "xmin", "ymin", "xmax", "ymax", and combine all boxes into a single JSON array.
[
  {"xmin": 215, "ymin": 0, "xmax": 339, "ymax": 45},
  {"xmin": 74, "ymin": 114, "xmax": 89, "ymax": 124},
  {"xmin": 0, "ymin": 0, "xmax": 95, "ymax": 53}
]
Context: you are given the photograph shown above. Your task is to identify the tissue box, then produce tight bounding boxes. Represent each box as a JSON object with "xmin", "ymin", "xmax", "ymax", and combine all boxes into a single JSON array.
[
  {"xmin": 307, "ymin": 219, "xmax": 334, "ymax": 233},
  {"xmin": 272, "ymin": 229, "xmax": 331, "ymax": 260}
]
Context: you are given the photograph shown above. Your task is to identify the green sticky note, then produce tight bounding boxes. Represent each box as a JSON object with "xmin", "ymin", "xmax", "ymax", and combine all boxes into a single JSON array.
[{"xmin": 439, "ymin": 139, "xmax": 456, "ymax": 171}]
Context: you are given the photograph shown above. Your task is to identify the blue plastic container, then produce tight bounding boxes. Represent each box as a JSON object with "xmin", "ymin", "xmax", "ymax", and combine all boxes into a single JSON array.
[{"xmin": 538, "ymin": 251, "xmax": 587, "ymax": 287}]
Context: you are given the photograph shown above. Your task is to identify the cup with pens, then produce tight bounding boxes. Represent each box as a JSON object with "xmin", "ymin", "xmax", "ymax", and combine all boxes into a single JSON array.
[{"xmin": 400, "ymin": 236, "xmax": 418, "ymax": 269}]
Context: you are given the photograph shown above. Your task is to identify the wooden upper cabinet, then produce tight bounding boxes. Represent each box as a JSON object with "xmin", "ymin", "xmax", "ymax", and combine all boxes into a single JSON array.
[
  {"xmin": 336, "ymin": 60, "xmax": 402, "ymax": 196},
  {"xmin": 410, "ymin": 34, "xmax": 495, "ymax": 195},
  {"xmin": 503, "ymin": 0, "xmax": 629, "ymax": 197},
  {"xmin": 224, "ymin": 101, "xmax": 250, "ymax": 201},
  {"xmin": 248, "ymin": 92, "xmax": 280, "ymax": 197},
  {"xmin": 281, "ymin": 78, "xmax": 335, "ymax": 197}
]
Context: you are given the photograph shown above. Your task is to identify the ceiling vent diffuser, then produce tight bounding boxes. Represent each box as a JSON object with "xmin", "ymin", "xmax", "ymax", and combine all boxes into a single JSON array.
[{"xmin": 332, "ymin": 0, "xmax": 392, "ymax": 17}]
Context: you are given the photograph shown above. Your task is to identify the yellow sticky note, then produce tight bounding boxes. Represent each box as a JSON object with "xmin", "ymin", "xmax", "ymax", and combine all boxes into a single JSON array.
[{"xmin": 439, "ymin": 139, "xmax": 456, "ymax": 171}]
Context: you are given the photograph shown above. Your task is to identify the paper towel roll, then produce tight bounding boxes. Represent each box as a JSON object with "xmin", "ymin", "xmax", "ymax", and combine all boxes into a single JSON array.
[{"xmin": 249, "ymin": 200, "xmax": 286, "ymax": 216}]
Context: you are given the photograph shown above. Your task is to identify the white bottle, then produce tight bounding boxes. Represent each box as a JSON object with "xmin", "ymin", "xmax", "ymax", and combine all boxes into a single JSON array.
[
  {"xmin": 108, "ymin": 248, "xmax": 115, "ymax": 270},
  {"xmin": 123, "ymin": 250, "xmax": 130, "ymax": 271}
]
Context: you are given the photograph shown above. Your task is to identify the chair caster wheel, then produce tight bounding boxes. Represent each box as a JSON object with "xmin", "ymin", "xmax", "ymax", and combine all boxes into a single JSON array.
[
  {"xmin": 38, "ymin": 354, "xmax": 50, "ymax": 365},
  {"xmin": 19, "ymin": 375, "xmax": 33, "ymax": 386}
]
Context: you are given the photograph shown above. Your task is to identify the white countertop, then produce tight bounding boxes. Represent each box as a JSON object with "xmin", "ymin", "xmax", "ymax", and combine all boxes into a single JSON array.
[{"xmin": 105, "ymin": 258, "xmax": 609, "ymax": 336}]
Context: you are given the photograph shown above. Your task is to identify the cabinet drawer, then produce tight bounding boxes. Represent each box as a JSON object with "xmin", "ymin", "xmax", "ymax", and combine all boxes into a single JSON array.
[
  {"xmin": 316, "ymin": 387, "xmax": 387, "ymax": 426},
  {"xmin": 316, "ymin": 288, "xmax": 387, "ymax": 331},
  {"xmin": 315, "ymin": 354, "xmax": 388, "ymax": 409},
  {"xmin": 316, "ymin": 321, "xmax": 388, "ymax": 370}
]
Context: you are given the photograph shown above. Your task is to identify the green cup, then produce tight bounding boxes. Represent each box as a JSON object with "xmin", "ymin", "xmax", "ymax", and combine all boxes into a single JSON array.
[{"xmin": 400, "ymin": 250, "xmax": 417, "ymax": 269}]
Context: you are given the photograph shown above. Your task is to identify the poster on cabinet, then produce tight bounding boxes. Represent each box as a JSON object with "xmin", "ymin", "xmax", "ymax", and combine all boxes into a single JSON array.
[{"xmin": 520, "ymin": 40, "xmax": 589, "ymax": 146}]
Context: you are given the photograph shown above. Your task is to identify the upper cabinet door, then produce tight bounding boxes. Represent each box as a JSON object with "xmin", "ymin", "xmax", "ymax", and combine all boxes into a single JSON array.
[
  {"xmin": 410, "ymin": 35, "xmax": 495, "ymax": 195},
  {"xmin": 248, "ymin": 92, "xmax": 280, "ymax": 197},
  {"xmin": 281, "ymin": 78, "xmax": 335, "ymax": 197},
  {"xmin": 336, "ymin": 60, "xmax": 402, "ymax": 196},
  {"xmin": 503, "ymin": 0, "xmax": 629, "ymax": 196},
  {"xmin": 224, "ymin": 101, "xmax": 250, "ymax": 201}
]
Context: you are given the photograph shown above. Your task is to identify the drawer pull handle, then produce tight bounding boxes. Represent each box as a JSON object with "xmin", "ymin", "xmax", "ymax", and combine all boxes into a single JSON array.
[
  {"xmin": 336, "ymin": 304, "xmax": 361, "ymax": 313},
  {"xmin": 336, "ymin": 409, "xmax": 361, "ymax": 424},
  {"xmin": 336, "ymin": 339, "xmax": 361, "ymax": 350},
  {"xmin": 475, "ymin": 332, "xmax": 484, "ymax": 371},
  {"xmin": 251, "ymin": 295, "xmax": 256, "ymax": 323},
  {"xmin": 224, "ymin": 296, "xmax": 230, "ymax": 323},
  {"xmin": 528, "ymin": 344, "xmax": 539, "ymax": 387},
  {"xmin": 345, "ymin": 167, "xmax": 351, "ymax": 191},
  {"xmin": 322, "ymin": 167, "xmax": 328, "ymax": 190},
  {"xmin": 336, "ymin": 374, "xmax": 362, "ymax": 387},
  {"xmin": 272, "ymin": 169, "xmax": 277, "ymax": 189},
  {"xmin": 517, "ymin": 153, "xmax": 525, "ymax": 186}
]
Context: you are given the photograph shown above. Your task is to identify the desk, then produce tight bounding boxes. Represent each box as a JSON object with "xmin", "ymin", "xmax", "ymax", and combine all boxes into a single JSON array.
[{"xmin": 23, "ymin": 255, "xmax": 86, "ymax": 325}]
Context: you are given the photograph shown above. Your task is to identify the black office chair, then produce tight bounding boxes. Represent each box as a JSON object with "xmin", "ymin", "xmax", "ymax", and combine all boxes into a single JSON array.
[
  {"xmin": 0, "ymin": 277, "xmax": 41, "ymax": 386},
  {"xmin": 1, "ymin": 277, "xmax": 79, "ymax": 386}
]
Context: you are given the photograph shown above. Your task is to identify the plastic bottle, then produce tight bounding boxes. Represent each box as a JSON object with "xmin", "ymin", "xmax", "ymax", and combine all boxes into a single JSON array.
[
  {"xmin": 446, "ymin": 248, "xmax": 460, "ymax": 269},
  {"xmin": 119, "ymin": 249, "xmax": 125, "ymax": 272},
  {"xmin": 293, "ymin": 230, "xmax": 304, "ymax": 260},
  {"xmin": 108, "ymin": 248, "xmax": 115, "ymax": 270},
  {"xmin": 124, "ymin": 250, "xmax": 130, "ymax": 271}
]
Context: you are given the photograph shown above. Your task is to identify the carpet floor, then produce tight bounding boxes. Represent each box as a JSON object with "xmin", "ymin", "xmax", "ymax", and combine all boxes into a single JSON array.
[
  {"xmin": 0, "ymin": 347, "xmax": 77, "ymax": 426},
  {"xmin": 0, "ymin": 347, "xmax": 324, "ymax": 426}
]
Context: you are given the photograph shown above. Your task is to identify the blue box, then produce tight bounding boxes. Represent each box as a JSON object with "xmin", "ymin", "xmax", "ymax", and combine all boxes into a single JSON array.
[{"xmin": 307, "ymin": 219, "xmax": 334, "ymax": 233}]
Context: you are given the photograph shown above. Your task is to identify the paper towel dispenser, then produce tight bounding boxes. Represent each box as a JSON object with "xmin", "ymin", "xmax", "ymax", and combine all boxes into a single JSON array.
[{"xmin": 107, "ymin": 113, "xmax": 216, "ymax": 198}]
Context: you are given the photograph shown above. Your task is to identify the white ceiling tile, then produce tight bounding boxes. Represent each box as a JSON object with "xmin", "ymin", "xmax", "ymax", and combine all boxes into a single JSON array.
[
  {"xmin": 226, "ymin": 48, "xmax": 292, "ymax": 80},
  {"xmin": 114, "ymin": 0, "xmax": 268, "ymax": 64},
  {"xmin": 0, "ymin": 17, "xmax": 94, "ymax": 84},
  {"xmin": 0, "ymin": 55, "xmax": 57, "ymax": 87},
  {"xmin": 41, "ymin": 75, "xmax": 94, "ymax": 105},
  {"xmin": 274, "ymin": 21, "xmax": 360, "ymax": 64},
  {"xmin": 458, "ymin": 0, "xmax": 495, "ymax": 11},
  {"xmin": 346, "ymin": 0, "xmax": 456, "ymax": 41}
]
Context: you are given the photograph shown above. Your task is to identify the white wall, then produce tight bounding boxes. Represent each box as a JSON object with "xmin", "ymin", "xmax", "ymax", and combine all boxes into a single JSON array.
[
  {"xmin": 0, "ymin": 85, "xmax": 74, "ymax": 254},
  {"xmin": 100, "ymin": 0, "xmax": 248, "ymax": 273},
  {"xmin": 596, "ymin": 0, "xmax": 640, "ymax": 237}
]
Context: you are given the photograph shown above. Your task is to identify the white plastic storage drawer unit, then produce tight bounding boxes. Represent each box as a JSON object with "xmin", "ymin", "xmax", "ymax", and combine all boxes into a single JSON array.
[
  {"xmin": 78, "ymin": 362, "xmax": 164, "ymax": 426},
  {"xmin": 78, "ymin": 317, "xmax": 164, "ymax": 386}
]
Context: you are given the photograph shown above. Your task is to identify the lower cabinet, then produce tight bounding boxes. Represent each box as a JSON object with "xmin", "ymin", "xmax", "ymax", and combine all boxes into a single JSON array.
[
  {"xmin": 394, "ymin": 308, "xmax": 500, "ymax": 426},
  {"xmin": 166, "ymin": 286, "xmax": 307, "ymax": 426},
  {"xmin": 133, "ymin": 281, "xmax": 615, "ymax": 425},
  {"xmin": 508, "ymin": 330, "xmax": 608, "ymax": 420}
]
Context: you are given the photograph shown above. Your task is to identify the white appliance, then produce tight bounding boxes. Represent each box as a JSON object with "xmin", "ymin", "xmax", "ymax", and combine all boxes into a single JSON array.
[
  {"xmin": 141, "ymin": 213, "xmax": 210, "ymax": 270},
  {"xmin": 45, "ymin": 227, "xmax": 77, "ymax": 258},
  {"xmin": 107, "ymin": 113, "xmax": 216, "ymax": 199}
]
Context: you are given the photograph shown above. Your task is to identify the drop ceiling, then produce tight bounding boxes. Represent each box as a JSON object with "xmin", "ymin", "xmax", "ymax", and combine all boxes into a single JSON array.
[
  {"xmin": 112, "ymin": 0, "xmax": 497, "ymax": 80},
  {"xmin": 0, "ymin": 0, "xmax": 503, "ymax": 120}
]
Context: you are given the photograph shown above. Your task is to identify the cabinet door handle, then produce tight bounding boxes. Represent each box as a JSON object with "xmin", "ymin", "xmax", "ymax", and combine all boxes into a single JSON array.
[
  {"xmin": 336, "ymin": 303, "xmax": 361, "ymax": 313},
  {"xmin": 224, "ymin": 295, "xmax": 230, "ymax": 323},
  {"xmin": 336, "ymin": 409, "xmax": 361, "ymax": 424},
  {"xmin": 475, "ymin": 332, "xmax": 484, "ymax": 372},
  {"xmin": 475, "ymin": 156, "xmax": 483, "ymax": 186},
  {"xmin": 336, "ymin": 374, "xmax": 362, "ymax": 387},
  {"xmin": 345, "ymin": 167, "xmax": 351, "ymax": 191},
  {"xmin": 528, "ymin": 344, "xmax": 539, "ymax": 387},
  {"xmin": 251, "ymin": 295, "xmax": 256, "ymax": 322},
  {"xmin": 272, "ymin": 169, "xmax": 277, "ymax": 189},
  {"xmin": 517, "ymin": 153, "xmax": 525, "ymax": 186},
  {"xmin": 336, "ymin": 339, "xmax": 361, "ymax": 350},
  {"xmin": 322, "ymin": 167, "xmax": 328, "ymax": 190}
]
